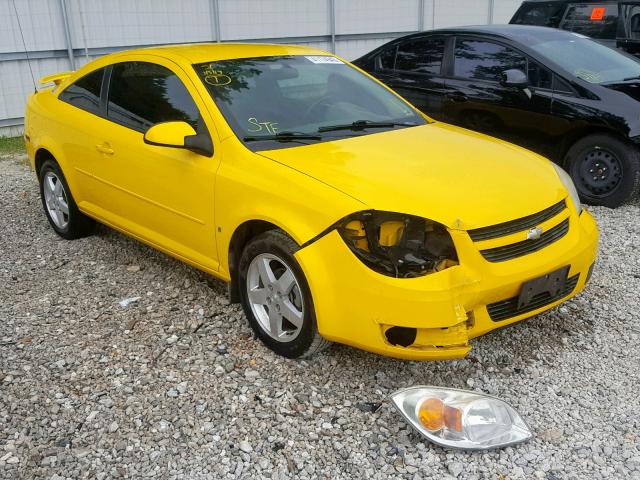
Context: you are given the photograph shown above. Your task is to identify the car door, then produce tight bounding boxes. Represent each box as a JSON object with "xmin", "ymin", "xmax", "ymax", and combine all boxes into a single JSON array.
[
  {"xmin": 442, "ymin": 37, "xmax": 557, "ymax": 155},
  {"xmin": 366, "ymin": 36, "xmax": 448, "ymax": 120},
  {"xmin": 86, "ymin": 58, "xmax": 221, "ymax": 272}
]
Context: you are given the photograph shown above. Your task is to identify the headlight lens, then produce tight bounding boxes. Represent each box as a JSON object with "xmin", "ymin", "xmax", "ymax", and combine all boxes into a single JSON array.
[
  {"xmin": 391, "ymin": 386, "xmax": 533, "ymax": 450},
  {"xmin": 337, "ymin": 210, "xmax": 458, "ymax": 278},
  {"xmin": 553, "ymin": 164, "xmax": 581, "ymax": 214}
]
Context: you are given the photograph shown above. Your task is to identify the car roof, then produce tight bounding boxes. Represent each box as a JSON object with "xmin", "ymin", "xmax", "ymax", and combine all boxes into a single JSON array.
[
  {"xmin": 105, "ymin": 43, "xmax": 329, "ymax": 64},
  {"xmin": 406, "ymin": 24, "xmax": 587, "ymax": 42}
]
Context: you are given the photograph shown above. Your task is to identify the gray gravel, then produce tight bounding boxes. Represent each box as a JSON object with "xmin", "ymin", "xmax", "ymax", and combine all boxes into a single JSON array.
[{"xmin": 1, "ymin": 154, "xmax": 639, "ymax": 479}]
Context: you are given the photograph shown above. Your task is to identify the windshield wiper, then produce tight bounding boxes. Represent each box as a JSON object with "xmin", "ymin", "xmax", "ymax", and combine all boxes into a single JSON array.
[
  {"xmin": 318, "ymin": 120, "xmax": 418, "ymax": 133},
  {"xmin": 243, "ymin": 132, "xmax": 322, "ymax": 143},
  {"xmin": 619, "ymin": 75, "xmax": 640, "ymax": 82}
]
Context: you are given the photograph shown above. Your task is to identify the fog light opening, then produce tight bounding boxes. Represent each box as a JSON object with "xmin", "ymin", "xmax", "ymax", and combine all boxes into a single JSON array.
[{"xmin": 386, "ymin": 326, "xmax": 417, "ymax": 347}]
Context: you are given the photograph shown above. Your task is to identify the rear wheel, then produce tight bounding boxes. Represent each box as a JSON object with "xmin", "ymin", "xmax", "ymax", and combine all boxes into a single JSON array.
[
  {"xmin": 39, "ymin": 159, "xmax": 94, "ymax": 239},
  {"xmin": 565, "ymin": 134, "xmax": 640, "ymax": 208},
  {"xmin": 238, "ymin": 230, "xmax": 330, "ymax": 358}
]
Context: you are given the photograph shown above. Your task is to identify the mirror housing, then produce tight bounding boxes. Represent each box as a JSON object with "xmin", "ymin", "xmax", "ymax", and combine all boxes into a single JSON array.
[
  {"xmin": 501, "ymin": 69, "xmax": 529, "ymax": 89},
  {"xmin": 144, "ymin": 120, "xmax": 214, "ymax": 157}
]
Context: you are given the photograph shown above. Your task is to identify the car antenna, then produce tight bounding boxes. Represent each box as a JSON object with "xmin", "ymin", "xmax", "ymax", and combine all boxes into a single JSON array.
[{"xmin": 11, "ymin": 0, "xmax": 37, "ymax": 93}]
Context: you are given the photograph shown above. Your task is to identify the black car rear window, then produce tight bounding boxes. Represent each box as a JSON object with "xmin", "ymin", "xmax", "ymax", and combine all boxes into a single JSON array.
[
  {"xmin": 560, "ymin": 3, "xmax": 619, "ymax": 39},
  {"xmin": 511, "ymin": 3, "xmax": 566, "ymax": 27}
]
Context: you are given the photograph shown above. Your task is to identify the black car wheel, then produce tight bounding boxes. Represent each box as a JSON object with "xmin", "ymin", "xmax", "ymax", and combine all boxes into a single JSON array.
[
  {"xmin": 238, "ymin": 229, "xmax": 331, "ymax": 358},
  {"xmin": 39, "ymin": 159, "xmax": 95, "ymax": 239},
  {"xmin": 565, "ymin": 134, "xmax": 640, "ymax": 208}
]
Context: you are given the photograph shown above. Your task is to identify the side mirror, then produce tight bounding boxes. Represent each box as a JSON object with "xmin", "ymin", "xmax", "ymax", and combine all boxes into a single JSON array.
[
  {"xmin": 144, "ymin": 120, "xmax": 213, "ymax": 157},
  {"xmin": 501, "ymin": 69, "xmax": 529, "ymax": 89}
]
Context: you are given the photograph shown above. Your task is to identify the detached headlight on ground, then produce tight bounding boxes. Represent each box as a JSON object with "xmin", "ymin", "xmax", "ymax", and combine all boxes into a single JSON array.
[
  {"xmin": 337, "ymin": 210, "xmax": 458, "ymax": 278},
  {"xmin": 390, "ymin": 386, "xmax": 533, "ymax": 450},
  {"xmin": 553, "ymin": 164, "xmax": 582, "ymax": 215}
]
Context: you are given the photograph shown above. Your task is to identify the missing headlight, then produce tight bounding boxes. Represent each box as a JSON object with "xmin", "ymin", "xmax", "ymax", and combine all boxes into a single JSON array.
[{"xmin": 337, "ymin": 211, "xmax": 458, "ymax": 278}]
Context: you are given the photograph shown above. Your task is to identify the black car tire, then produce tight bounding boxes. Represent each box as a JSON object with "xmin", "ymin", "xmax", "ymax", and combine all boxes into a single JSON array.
[
  {"xmin": 238, "ymin": 229, "xmax": 331, "ymax": 358},
  {"xmin": 39, "ymin": 159, "xmax": 95, "ymax": 239},
  {"xmin": 565, "ymin": 134, "xmax": 640, "ymax": 208}
]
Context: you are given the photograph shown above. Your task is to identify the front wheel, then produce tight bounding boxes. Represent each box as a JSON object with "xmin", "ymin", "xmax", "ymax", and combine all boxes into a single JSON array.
[
  {"xmin": 238, "ymin": 230, "xmax": 330, "ymax": 358},
  {"xmin": 565, "ymin": 134, "xmax": 640, "ymax": 208}
]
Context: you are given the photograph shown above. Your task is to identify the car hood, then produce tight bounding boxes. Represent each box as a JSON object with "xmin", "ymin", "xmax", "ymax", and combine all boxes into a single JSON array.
[
  {"xmin": 257, "ymin": 123, "xmax": 567, "ymax": 230},
  {"xmin": 602, "ymin": 81, "xmax": 640, "ymax": 102}
]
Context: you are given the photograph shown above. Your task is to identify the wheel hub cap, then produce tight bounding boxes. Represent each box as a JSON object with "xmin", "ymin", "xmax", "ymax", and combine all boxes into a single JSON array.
[{"xmin": 246, "ymin": 253, "xmax": 304, "ymax": 343}]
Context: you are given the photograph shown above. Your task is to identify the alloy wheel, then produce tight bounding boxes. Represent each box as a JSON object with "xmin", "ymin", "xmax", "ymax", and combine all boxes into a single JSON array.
[
  {"xmin": 43, "ymin": 171, "xmax": 70, "ymax": 229},
  {"xmin": 246, "ymin": 253, "xmax": 304, "ymax": 343}
]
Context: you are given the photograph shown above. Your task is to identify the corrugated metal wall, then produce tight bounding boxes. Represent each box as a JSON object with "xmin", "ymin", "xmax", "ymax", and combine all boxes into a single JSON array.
[{"xmin": 0, "ymin": 0, "xmax": 523, "ymax": 136}]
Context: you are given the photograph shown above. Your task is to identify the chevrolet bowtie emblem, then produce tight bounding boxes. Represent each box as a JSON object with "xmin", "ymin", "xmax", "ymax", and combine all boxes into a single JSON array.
[{"xmin": 526, "ymin": 226, "xmax": 544, "ymax": 241}]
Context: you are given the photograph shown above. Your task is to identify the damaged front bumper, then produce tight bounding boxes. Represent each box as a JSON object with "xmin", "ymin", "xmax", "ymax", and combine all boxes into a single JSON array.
[{"xmin": 294, "ymin": 210, "xmax": 598, "ymax": 360}]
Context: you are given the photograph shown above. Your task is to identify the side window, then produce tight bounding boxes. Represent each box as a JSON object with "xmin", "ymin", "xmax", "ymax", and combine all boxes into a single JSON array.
[
  {"xmin": 376, "ymin": 46, "xmax": 397, "ymax": 71},
  {"xmin": 59, "ymin": 68, "xmax": 105, "ymax": 115},
  {"xmin": 560, "ymin": 3, "xmax": 619, "ymax": 39},
  {"xmin": 553, "ymin": 75, "xmax": 575, "ymax": 94},
  {"xmin": 107, "ymin": 62, "xmax": 199, "ymax": 132},
  {"xmin": 454, "ymin": 40, "xmax": 527, "ymax": 82},
  {"xmin": 395, "ymin": 38, "xmax": 445, "ymax": 74},
  {"xmin": 528, "ymin": 60, "xmax": 553, "ymax": 89}
]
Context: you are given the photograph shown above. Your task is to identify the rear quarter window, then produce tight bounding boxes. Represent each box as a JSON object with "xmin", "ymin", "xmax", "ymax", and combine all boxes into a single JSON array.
[{"xmin": 59, "ymin": 68, "xmax": 104, "ymax": 115}]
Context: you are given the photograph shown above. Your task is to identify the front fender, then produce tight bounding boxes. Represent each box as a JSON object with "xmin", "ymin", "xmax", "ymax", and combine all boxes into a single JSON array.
[{"xmin": 215, "ymin": 139, "xmax": 364, "ymax": 278}]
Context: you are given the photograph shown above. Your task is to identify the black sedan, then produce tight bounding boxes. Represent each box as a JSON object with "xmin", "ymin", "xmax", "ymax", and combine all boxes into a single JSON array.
[{"xmin": 353, "ymin": 25, "xmax": 640, "ymax": 207}]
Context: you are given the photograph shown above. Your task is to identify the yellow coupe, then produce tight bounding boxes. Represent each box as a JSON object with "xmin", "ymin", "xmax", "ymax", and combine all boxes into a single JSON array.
[{"xmin": 25, "ymin": 44, "xmax": 598, "ymax": 360}]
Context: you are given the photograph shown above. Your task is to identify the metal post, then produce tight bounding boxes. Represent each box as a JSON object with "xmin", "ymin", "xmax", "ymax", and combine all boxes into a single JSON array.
[
  {"xmin": 418, "ymin": 0, "xmax": 425, "ymax": 31},
  {"xmin": 488, "ymin": 0, "xmax": 495, "ymax": 24},
  {"xmin": 329, "ymin": 0, "xmax": 336, "ymax": 53},
  {"xmin": 432, "ymin": 0, "xmax": 436, "ymax": 29},
  {"xmin": 210, "ymin": 0, "xmax": 221, "ymax": 42},
  {"xmin": 59, "ymin": 0, "xmax": 75, "ymax": 69}
]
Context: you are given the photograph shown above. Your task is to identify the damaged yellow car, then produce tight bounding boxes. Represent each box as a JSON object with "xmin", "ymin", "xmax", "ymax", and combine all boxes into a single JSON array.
[{"xmin": 25, "ymin": 44, "xmax": 598, "ymax": 360}]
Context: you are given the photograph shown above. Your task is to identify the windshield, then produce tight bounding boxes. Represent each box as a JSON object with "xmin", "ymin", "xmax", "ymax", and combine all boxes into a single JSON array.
[
  {"xmin": 194, "ymin": 55, "xmax": 425, "ymax": 150},
  {"xmin": 530, "ymin": 33, "xmax": 640, "ymax": 84}
]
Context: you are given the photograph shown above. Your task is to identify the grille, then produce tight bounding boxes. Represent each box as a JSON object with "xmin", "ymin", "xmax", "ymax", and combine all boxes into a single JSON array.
[
  {"xmin": 487, "ymin": 273, "xmax": 580, "ymax": 322},
  {"xmin": 468, "ymin": 200, "xmax": 566, "ymax": 241},
  {"xmin": 479, "ymin": 218, "xmax": 570, "ymax": 263}
]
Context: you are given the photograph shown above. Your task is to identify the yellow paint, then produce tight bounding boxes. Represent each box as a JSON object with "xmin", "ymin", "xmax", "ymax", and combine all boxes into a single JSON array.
[
  {"xmin": 24, "ymin": 43, "xmax": 599, "ymax": 360},
  {"xmin": 144, "ymin": 121, "xmax": 196, "ymax": 147}
]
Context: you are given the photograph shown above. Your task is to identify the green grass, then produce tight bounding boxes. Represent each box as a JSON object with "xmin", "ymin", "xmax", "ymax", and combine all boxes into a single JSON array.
[{"xmin": 0, "ymin": 136, "xmax": 26, "ymax": 155}]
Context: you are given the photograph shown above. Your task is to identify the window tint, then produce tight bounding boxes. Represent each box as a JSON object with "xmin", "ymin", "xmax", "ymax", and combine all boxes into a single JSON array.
[
  {"xmin": 560, "ymin": 3, "xmax": 619, "ymax": 39},
  {"xmin": 553, "ymin": 75, "xmax": 575, "ymax": 94},
  {"xmin": 107, "ymin": 62, "xmax": 199, "ymax": 132},
  {"xmin": 454, "ymin": 40, "xmax": 526, "ymax": 82},
  {"xmin": 396, "ymin": 38, "xmax": 445, "ymax": 74},
  {"xmin": 528, "ymin": 61, "xmax": 553, "ymax": 89},
  {"xmin": 59, "ymin": 68, "xmax": 104, "ymax": 114},
  {"xmin": 511, "ymin": 4, "xmax": 566, "ymax": 26},
  {"xmin": 376, "ymin": 46, "xmax": 397, "ymax": 70}
]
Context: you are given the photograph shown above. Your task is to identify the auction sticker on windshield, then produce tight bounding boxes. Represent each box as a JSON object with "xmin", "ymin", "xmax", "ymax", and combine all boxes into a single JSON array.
[{"xmin": 305, "ymin": 56, "xmax": 344, "ymax": 64}]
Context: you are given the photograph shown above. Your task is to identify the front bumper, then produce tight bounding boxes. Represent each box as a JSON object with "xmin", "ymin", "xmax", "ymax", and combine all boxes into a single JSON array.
[{"xmin": 295, "ymin": 210, "xmax": 598, "ymax": 360}]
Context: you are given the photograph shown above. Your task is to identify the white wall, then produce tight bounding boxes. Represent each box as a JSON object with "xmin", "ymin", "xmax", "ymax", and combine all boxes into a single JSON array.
[{"xmin": 0, "ymin": 0, "xmax": 523, "ymax": 135}]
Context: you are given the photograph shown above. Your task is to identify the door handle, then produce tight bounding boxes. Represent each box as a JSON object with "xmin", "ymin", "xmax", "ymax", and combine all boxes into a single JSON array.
[
  {"xmin": 95, "ymin": 143, "xmax": 114, "ymax": 155},
  {"xmin": 446, "ymin": 92, "xmax": 468, "ymax": 103}
]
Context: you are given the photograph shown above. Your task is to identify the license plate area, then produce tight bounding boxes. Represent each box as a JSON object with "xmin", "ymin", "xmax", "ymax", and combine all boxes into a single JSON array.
[{"xmin": 517, "ymin": 266, "xmax": 570, "ymax": 309}]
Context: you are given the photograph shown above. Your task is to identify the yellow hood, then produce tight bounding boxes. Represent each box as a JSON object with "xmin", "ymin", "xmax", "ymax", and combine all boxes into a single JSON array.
[{"xmin": 258, "ymin": 123, "xmax": 567, "ymax": 230}]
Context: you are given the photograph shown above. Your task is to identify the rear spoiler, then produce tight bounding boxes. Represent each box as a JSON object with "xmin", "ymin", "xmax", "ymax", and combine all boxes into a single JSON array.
[{"xmin": 39, "ymin": 71, "xmax": 73, "ymax": 86}]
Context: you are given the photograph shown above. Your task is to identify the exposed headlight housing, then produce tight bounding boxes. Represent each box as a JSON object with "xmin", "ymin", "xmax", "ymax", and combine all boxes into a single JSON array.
[
  {"xmin": 336, "ymin": 211, "xmax": 458, "ymax": 278},
  {"xmin": 553, "ymin": 164, "xmax": 582, "ymax": 215},
  {"xmin": 391, "ymin": 386, "xmax": 533, "ymax": 450}
]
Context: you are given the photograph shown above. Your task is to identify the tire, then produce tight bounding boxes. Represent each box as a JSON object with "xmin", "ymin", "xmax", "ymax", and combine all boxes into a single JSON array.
[
  {"xmin": 564, "ymin": 134, "xmax": 640, "ymax": 208},
  {"xmin": 238, "ymin": 229, "xmax": 330, "ymax": 358},
  {"xmin": 39, "ymin": 159, "xmax": 94, "ymax": 239}
]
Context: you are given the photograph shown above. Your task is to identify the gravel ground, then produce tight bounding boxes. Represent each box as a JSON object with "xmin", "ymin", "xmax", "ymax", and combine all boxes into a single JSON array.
[{"xmin": 1, "ymin": 153, "xmax": 639, "ymax": 480}]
